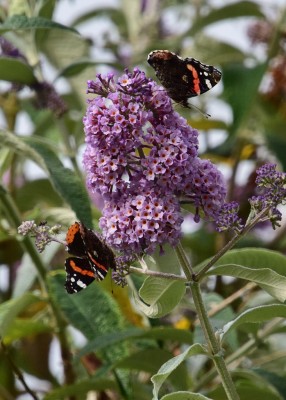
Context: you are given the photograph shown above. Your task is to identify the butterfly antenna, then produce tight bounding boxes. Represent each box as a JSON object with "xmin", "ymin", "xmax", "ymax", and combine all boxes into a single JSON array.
[{"xmin": 187, "ymin": 102, "xmax": 211, "ymax": 118}]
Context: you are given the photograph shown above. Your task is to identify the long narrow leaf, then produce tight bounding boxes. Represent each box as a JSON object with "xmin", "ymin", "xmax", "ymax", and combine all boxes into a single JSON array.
[
  {"xmin": 206, "ymin": 264, "xmax": 286, "ymax": 302},
  {"xmin": 0, "ymin": 15, "xmax": 78, "ymax": 33},
  {"xmin": 161, "ymin": 393, "xmax": 212, "ymax": 400},
  {"xmin": 24, "ymin": 137, "xmax": 92, "ymax": 226},
  {"xmin": 2, "ymin": 130, "xmax": 92, "ymax": 225},
  {"xmin": 1, "ymin": 129, "xmax": 47, "ymax": 172},
  {"xmin": 151, "ymin": 344, "xmax": 209, "ymax": 400},
  {"xmin": 188, "ymin": 1, "xmax": 264, "ymax": 36},
  {"xmin": 0, "ymin": 58, "xmax": 37, "ymax": 84},
  {"xmin": 77, "ymin": 326, "xmax": 193, "ymax": 358},
  {"xmin": 221, "ymin": 304, "xmax": 286, "ymax": 342},
  {"xmin": 0, "ymin": 293, "xmax": 41, "ymax": 338},
  {"xmin": 47, "ymin": 272, "xmax": 130, "ymax": 391}
]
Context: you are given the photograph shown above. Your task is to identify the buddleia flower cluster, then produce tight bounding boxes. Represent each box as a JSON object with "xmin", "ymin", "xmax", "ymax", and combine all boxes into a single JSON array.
[
  {"xmin": 250, "ymin": 163, "xmax": 286, "ymax": 228},
  {"xmin": 215, "ymin": 163, "xmax": 286, "ymax": 233},
  {"xmin": 18, "ymin": 221, "xmax": 62, "ymax": 253},
  {"xmin": 83, "ymin": 68, "xmax": 226, "ymax": 255}
]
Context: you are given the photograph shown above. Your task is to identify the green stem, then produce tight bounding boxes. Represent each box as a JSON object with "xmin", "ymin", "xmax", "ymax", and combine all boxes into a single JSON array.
[
  {"xmin": 57, "ymin": 119, "xmax": 82, "ymax": 178},
  {"xmin": 0, "ymin": 185, "xmax": 46, "ymax": 283},
  {"xmin": 1, "ymin": 341, "xmax": 39, "ymax": 400},
  {"xmin": 194, "ymin": 317, "xmax": 283, "ymax": 391},
  {"xmin": 196, "ymin": 208, "xmax": 269, "ymax": 281},
  {"xmin": 174, "ymin": 242, "xmax": 239, "ymax": 399},
  {"xmin": 175, "ymin": 241, "xmax": 194, "ymax": 280},
  {"xmin": 0, "ymin": 185, "xmax": 76, "ymax": 393},
  {"xmin": 190, "ymin": 281, "xmax": 240, "ymax": 400}
]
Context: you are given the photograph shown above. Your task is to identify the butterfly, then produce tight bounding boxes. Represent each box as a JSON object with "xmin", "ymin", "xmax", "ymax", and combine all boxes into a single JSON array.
[
  {"xmin": 65, "ymin": 222, "xmax": 116, "ymax": 293},
  {"xmin": 147, "ymin": 50, "xmax": 222, "ymax": 107}
]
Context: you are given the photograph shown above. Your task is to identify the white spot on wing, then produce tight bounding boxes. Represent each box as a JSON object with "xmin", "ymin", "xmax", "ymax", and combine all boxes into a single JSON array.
[
  {"xmin": 96, "ymin": 270, "xmax": 105, "ymax": 280},
  {"xmin": 77, "ymin": 280, "xmax": 86, "ymax": 288},
  {"xmin": 205, "ymin": 79, "xmax": 212, "ymax": 89}
]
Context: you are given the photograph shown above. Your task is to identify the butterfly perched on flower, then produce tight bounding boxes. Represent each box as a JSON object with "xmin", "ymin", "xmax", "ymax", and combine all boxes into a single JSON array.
[
  {"xmin": 64, "ymin": 222, "xmax": 116, "ymax": 294},
  {"xmin": 147, "ymin": 50, "xmax": 222, "ymax": 107}
]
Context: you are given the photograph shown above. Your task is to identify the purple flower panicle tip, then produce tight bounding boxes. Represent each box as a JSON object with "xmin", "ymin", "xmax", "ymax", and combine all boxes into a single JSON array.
[{"xmin": 83, "ymin": 68, "xmax": 227, "ymax": 255}]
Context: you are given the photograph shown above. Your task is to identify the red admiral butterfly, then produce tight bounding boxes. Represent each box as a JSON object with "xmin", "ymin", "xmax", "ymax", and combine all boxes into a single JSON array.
[
  {"xmin": 65, "ymin": 222, "xmax": 116, "ymax": 294},
  {"xmin": 147, "ymin": 50, "xmax": 221, "ymax": 107}
]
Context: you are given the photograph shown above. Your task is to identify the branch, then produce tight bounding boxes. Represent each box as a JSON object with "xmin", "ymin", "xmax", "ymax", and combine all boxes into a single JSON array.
[
  {"xmin": 1, "ymin": 342, "xmax": 39, "ymax": 400},
  {"xmin": 129, "ymin": 266, "xmax": 186, "ymax": 281}
]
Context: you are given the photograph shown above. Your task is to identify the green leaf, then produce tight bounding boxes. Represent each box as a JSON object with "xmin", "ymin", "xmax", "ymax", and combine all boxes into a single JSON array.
[
  {"xmin": 0, "ymin": 57, "xmax": 37, "ymax": 85},
  {"xmin": 193, "ymin": 292, "xmax": 237, "ymax": 349},
  {"xmin": 57, "ymin": 60, "xmax": 122, "ymax": 79},
  {"xmin": 134, "ymin": 277, "xmax": 186, "ymax": 318},
  {"xmin": 221, "ymin": 304, "xmax": 286, "ymax": 341},
  {"xmin": 78, "ymin": 326, "xmax": 193, "ymax": 358},
  {"xmin": 1, "ymin": 130, "xmax": 91, "ymax": 225},
  {"xmin": 207, "ymin": 264, "xmax": 286, "ymax": 302},
  {"xmin": 0, "ymin": 293, "xmax": 41, "ymax": 338},
  {"xmin": 235, "ymin": 378, "xmax": 283, "ymax": 400},
  {"xmin": 183, "ymin": 35, "xmax": 247, "ymax": 67},
  {"xmin": 254, "ymin": 369, "xmax": 286, "ymax": 400},
  {"xmin": 12, "ymin": 253, "xmax": 38, "ymax": 298},
  {"xmin": 0, "ymin": 129, "xmax": 48, "ymax": 172},
  {"xmin": 48, "ymin": 271, "xmax": 131, "ymax": 394},
  {"xmin": 77, "ymin": 328, "xmax": 144, "ymax": 356},
  {"xmin": 57, "ymin": 60, "xmax": 98, "ymax": 78},
  {"xmin": 189, "ymin": 1, "xmax": 264, "ymax": 36},
  {"xmin": 72, "ymin": 8, "xmax": 128, "ymax": 37},
  {"xmin": 222, "ymin": 63, "xmax": 267, "ymax": 135},
  {"xmin": 116, "ymin": 348, "xmax": 176, "ymax": 372},
  {"xmin": 0, "ymin": 15, "xmax": 78, "ymax": 33},
  {"xmin": 196, "ymin": 248, "xmax": 286, "ymax": 275},
  {"xmin": 4, "ymin": 318, "xmax": 51, "ymax": 344},
  {"xmin": 38, "ymin": 0, "xmax": 56, "ymax": 19},
  {"xmin": 24, "ymin": 137, "xmax": 92, "ymax": 226},
  {"xmin": 161, "ymin": 393, "xmax": 212, "ymax": 400},
  {"xmin": 13, "ymin": 242, "xmax": 60, "ymax": 297},
  {"xmin": 44, "ymin": 377, "xmax": 117, "ymax": 400},
  {"xmin": 48, "ymin": 271, "xmax": 129, "ymax": 362},
  {"xmin": 36, "ymin": 27, "xmax": 90, "ymax": 106},
  {"xmin": 208, "ymin": 369, "xmax": 282, "ymax": 399},
  {"xmin": 151, "ymin": 343, "xmax": 209, "ymax": 400},
  {"xmin": 141, "ymin": 326, "xmax": 193, "ymax": 342},
  {"xmin": 48, "ymin": 272, "xmax": 125, "ymax": 339},
  {"xmin": 213, "ymin": 248, "xmax": 286, "ymax": 275},
  {"xmin": 196, "ymin": 249, "xmax": 286, "ymax": 301},
  {"xmin": 14, "ymin": 178, "xmax": 62, "ymax": 212},
  {"xmin": 189, "ymin": 118, "xmax": 228, "ymax": 132},
  {"xmin": 116, "ymin": 347, "xmax": 189, "ymax": 391},
  {"xmin": 36, "ymin": 29, "xmax": 88, "ymax": 69}
]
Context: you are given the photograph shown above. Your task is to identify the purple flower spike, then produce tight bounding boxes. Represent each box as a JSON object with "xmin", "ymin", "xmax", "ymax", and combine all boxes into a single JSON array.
[
  {"xmin": 249, "ymin": 163, "xmax": 286, "ymax": 229},
  {"xmin": 83, "ymin": 68, "xmax": 227, "ymax": 254}
]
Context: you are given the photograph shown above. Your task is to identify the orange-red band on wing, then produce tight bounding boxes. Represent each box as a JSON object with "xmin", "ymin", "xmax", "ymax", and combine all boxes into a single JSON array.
[
  {"xmin": 69, "ymin": 259, "xmax": 95, "ymax": 278},
  {"xmin": 87, "ymin": 252, "xmax": 108, "ymax": 272},
  {"xmin": 186, "ymin": 64, "xmax": 201, "ymax": 94}
]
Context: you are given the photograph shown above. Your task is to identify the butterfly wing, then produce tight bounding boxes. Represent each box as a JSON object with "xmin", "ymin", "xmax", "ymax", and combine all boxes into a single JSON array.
[
  {"xmin": 65, "ymin": 222, "xmax": 87, "ymax": 257},
  {"xmin": 65, "ymin": 257, "xmax": 96, "ymax": 293},
  {"xmin": 80, "ymin": 224, "xmax": 116, "ymax": 280}
]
